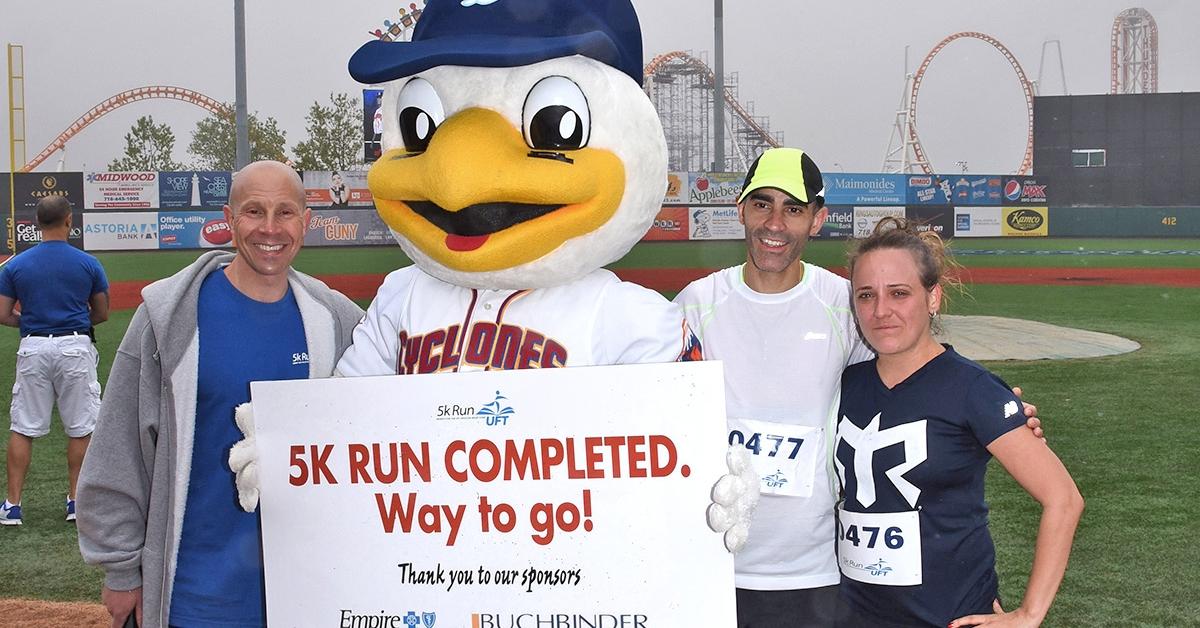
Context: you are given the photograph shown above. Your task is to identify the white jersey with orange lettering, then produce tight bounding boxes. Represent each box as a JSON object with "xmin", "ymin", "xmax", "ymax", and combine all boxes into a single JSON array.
[{"xmin": 336, "ymin": 266, "xmax": 702, "ymax": 376}]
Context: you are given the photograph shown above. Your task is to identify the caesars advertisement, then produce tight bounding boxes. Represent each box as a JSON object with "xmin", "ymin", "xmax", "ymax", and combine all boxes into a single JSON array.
[
  {"xmin": 251, "ymin": 362, "xmax": 736, "ymax": 626},
  {"xmin": 12, "ymin": 173, "xmax": 84, "ymax": 252}
]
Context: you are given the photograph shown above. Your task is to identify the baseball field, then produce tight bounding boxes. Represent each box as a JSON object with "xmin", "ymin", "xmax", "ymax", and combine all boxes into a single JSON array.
[{"xmin": 1, "ymin": 237, "xmax": 1198, "ymax": 626}]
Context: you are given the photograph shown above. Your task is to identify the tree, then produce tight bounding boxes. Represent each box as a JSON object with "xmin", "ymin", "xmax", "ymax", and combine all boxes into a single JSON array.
[
  {"xmin": 108, "ymin": 115, "xmax": 183, "ymax": 171},
  {"xmin": 293, "ymin": 92, "xmax": 363, "ymax": 171},
  {"xmin": 188, "ymin": 104, "xmax": 289, "ymax": 171}
]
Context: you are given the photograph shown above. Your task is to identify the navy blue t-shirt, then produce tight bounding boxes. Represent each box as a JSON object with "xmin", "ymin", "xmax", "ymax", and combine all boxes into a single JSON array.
[
  {"xmin": 0, "ymin": 240, "xmax": 108, "ymax": 335},
  {"xmin": 835, "ymin": 346, "xmax": 1025, "ymax": 627},
  {"xmin": 170, "ymin": 268, "xmax": 308, "ymax": 627}
]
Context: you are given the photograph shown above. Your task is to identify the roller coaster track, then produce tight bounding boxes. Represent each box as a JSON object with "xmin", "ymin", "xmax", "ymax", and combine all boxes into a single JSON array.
[
  {"xmin": 644, "ymin": 51, "xmax": 780, "ymax": 150},
  {"xmin": 21, "ymin": 86, "xmax": 228, "ymax": 172},
  {"xmin": 908, "ymin": 32, "xmax": 1036, "ymax": 175}
]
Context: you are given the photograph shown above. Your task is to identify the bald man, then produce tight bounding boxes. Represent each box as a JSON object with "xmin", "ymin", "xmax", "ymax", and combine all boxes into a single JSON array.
[{"xmin": 77, "ymin": 161, "xmax": 363, "ymax": 628}]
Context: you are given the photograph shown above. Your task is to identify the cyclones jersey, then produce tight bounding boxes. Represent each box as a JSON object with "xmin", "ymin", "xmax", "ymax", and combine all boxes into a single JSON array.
[
  {"xmin": 674, "ymin": 263, "xmax": 873, "ymax": 590},
  {"xmin": 835, "ymin": 347, "xmax": 1026, "ymax": 627},
  {"xmin": 336, "ymin": 266, "xmax": 700, "ymax": 376}
]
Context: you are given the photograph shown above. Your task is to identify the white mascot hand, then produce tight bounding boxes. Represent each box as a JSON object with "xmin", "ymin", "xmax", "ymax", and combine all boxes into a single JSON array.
[
  {"xmin": 707, "ymin": 445, "xmax": 760, "ymax": 553},
  {"xmin": 228, "ymin": 402, "xmax": 260, "ymax": 512}
]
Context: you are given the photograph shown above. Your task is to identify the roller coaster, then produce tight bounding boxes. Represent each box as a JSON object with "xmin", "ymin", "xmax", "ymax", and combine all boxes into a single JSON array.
[{"xmin": 12, "ymin": 7, "xmax": 1161, "ymax": 175}]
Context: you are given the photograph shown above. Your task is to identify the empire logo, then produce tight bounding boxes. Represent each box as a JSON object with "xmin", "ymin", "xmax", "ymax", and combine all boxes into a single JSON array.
[{"xmin": 338, "ymin": 609, "xmax": 435, "ymax": 627}]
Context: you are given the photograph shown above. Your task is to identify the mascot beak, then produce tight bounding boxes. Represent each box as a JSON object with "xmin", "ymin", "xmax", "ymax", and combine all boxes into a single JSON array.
[{"xmin": 369, "ymin": 107, "xmax": 626, "ymax": 273}]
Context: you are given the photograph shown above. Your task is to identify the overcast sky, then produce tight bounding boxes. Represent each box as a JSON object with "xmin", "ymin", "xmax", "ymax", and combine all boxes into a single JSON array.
[{"xmin": 2, "ymin": 0, "xmax": 1197, "ymax": 175}]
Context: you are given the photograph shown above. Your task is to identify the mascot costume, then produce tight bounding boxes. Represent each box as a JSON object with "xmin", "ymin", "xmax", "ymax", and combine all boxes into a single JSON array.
[{"xmin": 232, "ymin": 0, "xmax": 756, "ymax": 552}]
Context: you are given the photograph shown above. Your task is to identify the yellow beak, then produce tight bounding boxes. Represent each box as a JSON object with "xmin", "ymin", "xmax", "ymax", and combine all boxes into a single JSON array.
[{"xmin": 368, "ymin": 107, "xmax": 625, "ymax": 273}]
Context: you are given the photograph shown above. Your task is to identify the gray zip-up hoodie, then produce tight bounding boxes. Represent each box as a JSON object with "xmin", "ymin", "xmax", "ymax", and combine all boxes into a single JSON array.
[{"xmin": 76, "ymin": 251, "xmax": 364, "ymax": 627}]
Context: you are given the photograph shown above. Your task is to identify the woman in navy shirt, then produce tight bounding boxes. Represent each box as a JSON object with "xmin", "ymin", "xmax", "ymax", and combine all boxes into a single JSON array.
[{"xmin": 835, "ymin": 218, "xmax": 1083, "ymax": 627}]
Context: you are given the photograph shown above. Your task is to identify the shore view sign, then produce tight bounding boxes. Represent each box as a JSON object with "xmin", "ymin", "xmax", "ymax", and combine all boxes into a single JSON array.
[{"xmin": 251, "ymin": 362, "xmax": 736, "ymax": 627}]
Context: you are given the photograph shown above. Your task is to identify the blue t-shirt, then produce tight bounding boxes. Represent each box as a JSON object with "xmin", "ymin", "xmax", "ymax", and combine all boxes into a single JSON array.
[
  {"xmin": 170, "ymin": 268, "xmax": 308, "ymax": 628},
  {"xmin": 0, "ymin": 240, "xmax": 108, "ymax": 336},
  {"xmin": 835, "ymin": 346, "xmax": 1025, "ymax": 627}
]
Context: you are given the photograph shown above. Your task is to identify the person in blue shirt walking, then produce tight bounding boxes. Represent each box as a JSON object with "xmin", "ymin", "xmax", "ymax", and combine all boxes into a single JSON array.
[
  {"xmin": 76, "ymin": 161, "xmax": 363, "ymax": 628},
  {"xmin": 0, "ymin": 195, "xmax": 109, "ymax": 526}
]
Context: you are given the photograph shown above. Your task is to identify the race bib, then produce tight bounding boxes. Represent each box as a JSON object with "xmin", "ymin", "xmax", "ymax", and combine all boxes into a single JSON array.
[
  {"xmin": 836, "ymin": 507, "xmax": 922, "ymax": 586},
  {"xmin": 727, "ymin": 418, "xmax": 822, "ymax": 497}
]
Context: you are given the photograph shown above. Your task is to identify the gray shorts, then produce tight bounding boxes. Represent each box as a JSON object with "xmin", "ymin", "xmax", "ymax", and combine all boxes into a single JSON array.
[{"xmin": 10, "ymin": 334, "xmax": 100, "ymax": 438}]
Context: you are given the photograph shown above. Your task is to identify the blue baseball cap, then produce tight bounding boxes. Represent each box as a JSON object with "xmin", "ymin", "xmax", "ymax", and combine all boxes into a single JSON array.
[{"xmin": 349, "ymin": 0, "xmax": 645, "ymax": 86}]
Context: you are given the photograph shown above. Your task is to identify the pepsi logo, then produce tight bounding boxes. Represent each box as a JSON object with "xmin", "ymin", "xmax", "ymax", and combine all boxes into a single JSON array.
[{"xmin": 1003, "ymin": 180, "xmax": 1023, "ymax": 201}]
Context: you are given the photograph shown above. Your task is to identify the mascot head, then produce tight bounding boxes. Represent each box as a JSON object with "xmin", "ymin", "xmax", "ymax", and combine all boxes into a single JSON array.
[{"xmin": 349, "ymin": 0, "xmax": 667, "ymax": 290}]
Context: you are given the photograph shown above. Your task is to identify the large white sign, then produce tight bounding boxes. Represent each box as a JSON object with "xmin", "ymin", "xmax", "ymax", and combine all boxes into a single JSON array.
[
  {"xmin": 252, "ymin": 362, "xmax": 736, "ymax": 627},
  {"xmin": 81, "ymin": 212, "xmax": 159, "ymax": 250},
  {"xmin": 84, "ymin": 171, "xmax": 159, "ymax": 209},
  {"xmin": 954, "ymin": 206, "xmax": 1003, "ymax": 237}
]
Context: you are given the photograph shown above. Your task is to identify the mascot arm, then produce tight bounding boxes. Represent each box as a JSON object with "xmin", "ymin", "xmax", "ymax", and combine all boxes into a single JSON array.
[
  {"xmin": 229, "ymin": 402, "xmax": 260, "ymax": 512},
  {"xmin": 708, "ymin": 445, "xmax": 761, "ymax": 552},
  {"xmin": 598, "ymin": 281, "xmax": 695, "ymax": 365},
  {"xmin": 334, "ymin": 272, "xmax": 413, "ymax": 377}
]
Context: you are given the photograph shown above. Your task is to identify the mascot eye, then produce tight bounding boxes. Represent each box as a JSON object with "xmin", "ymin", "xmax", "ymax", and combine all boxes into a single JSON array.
[
  {"xmin": 522, "ymin": 76, "xmax": 591, "ymax": 151},
  {"xmin": 395, "ymin": 78, "xmax": 445, "ymax": 153}
]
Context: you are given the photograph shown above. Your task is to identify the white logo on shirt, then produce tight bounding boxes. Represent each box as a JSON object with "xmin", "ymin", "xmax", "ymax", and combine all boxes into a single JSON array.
[
  {"xmin": 1003, "ymin": 400, "xmax": 1019, "ymax": 419},
  {"xmin": 460, "ymin": 0, "xmax": 500, "ymax": 6},
  {"xmin": 835, "ymin": 413, "xmax": 927, "ymax": 508},
  {"xmin": 803, "ymin": 331, "xmax": 828, "ymax": 341},
  {"xmin": 292, "ymin": 352, "xmax": 310, "ymax": 365}
]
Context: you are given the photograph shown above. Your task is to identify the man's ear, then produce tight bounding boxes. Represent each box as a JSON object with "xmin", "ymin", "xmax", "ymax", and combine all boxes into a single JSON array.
[{"xmin": 809, "ymin": 204, "xmax": 829, "ymax": 236}]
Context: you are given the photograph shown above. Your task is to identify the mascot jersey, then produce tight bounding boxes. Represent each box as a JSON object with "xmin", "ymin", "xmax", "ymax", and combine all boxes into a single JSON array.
[
  {"xmin": 337, "ymin": 266, "xmax": 698, "ymax": 375},
  {"xmin": 675, "ymin": 263, "xmax": 872, "ymax": 590},
  {"xmin": 834, "ymin": 347, "xmax": 1026, "ymax": 627}
]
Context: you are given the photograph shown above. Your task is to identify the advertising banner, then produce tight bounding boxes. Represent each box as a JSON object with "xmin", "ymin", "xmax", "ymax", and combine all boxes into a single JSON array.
[
  {"xmin": 953, "ymin": 207, "xmax": 1003, "ymax": 237},
  {"xmin": 363, "ymin": 88, "xmax": 385, "ymax": 163},
  {"xmin": 12, "ymin": 172, "xmax": 84, "ymax": 212},
  {"xmin": 158, "ymin": 172, "xmax": 196, "ymax": 208},
  {"xmin": 82, "ymin": 212, "xmax": 160, "ymax": 250},
  {"xmin": 1001, "ymin": 176, "xmax": 1049, "ymax": 205},
  {"xmin": 823, "ymin": 173, "xmax": 906, "ymax": 206},
  {"xmin": 304, "ymin": 209, "xmax": 397, "ymax": 247},
  {"xmin": 663, "ymin": 171, "xmax": 687, "ymax": 204},
  {"xmin": 160, "ymin": 171, "xmax": 233, "ymax": 209},
  {"xmin": 158, "ymin": 210, "xmax": 231, "ymax": 249},
  {"xmin": 1002, "ymin": 207, "xmax": 1049, "ymax": 237},
  {"xmin": 689, "ymin": 206, "xmax": 743, "ymax": 240},
  {"xmin": 198, "ymin": 172, "xmax": 233, "ymax": 208},
  {"xmin": 303, "ymin": 170, "xmax": 374, "ymax": 207},
  {"xmin": 905, "ymin": 206, "xmax": 954, "ymax": 237},
  {"xmin": 251, "ymin": 362, "xmax": 736, "ymax": 626},
  {"xmin": 688, "ymin": 172, "xmax": 743, "ymax": 205},
  {"xmin": 853, "ymin": 206, "xmax": 905, "ymax": 238},
  {"xmin": 817, "ymin": 206, "xmax": 854, "ymax": 239},
  {"xmin": 84, "ymin": 171, "xmax": 159, "ymax": 209},
  {"xmin": 950, "ymin": 175, "xmax": 1002, "ymax": 206},
  {"xmin": 906, "ymin": 174, "xmax": 954, "ymax": 205},
  {"xmin": 642, "ymin": 206, "xmax": 689, "ymax": 241}
]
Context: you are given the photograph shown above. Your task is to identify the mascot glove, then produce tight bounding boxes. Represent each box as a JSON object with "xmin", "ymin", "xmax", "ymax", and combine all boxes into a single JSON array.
[
  {"xmin": 706, "ymin": 445, "xmax": 760, "ymax": 553},
  {"xmin": 228, "ymin": 402, "xmax": 260, "ymax": 513}
]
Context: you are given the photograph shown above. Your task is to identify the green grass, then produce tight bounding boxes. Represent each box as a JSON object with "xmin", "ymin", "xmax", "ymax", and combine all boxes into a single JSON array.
[{"xmin": 2, "ymin": 240, "xmax": 1199, "ymax": 624}]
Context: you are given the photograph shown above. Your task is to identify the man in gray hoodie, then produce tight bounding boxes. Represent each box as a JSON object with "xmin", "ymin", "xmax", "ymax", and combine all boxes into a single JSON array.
[{"xmin": 76, "ymin": 161, "xmax": 363, "ymax": 628}]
